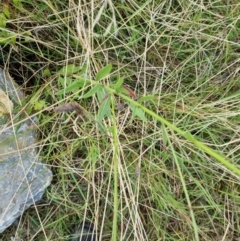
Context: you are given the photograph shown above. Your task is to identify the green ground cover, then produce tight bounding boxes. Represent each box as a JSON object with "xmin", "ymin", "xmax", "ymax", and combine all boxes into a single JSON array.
[{"xmin": 1, "ymin": 0, "xmax": 240, "ymax": 240}]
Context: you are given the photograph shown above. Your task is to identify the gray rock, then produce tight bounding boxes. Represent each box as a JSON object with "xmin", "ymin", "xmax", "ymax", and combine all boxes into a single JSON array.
[{"xmin": 0, "ymin": 68, "xmax": 52, "ymax": 233}]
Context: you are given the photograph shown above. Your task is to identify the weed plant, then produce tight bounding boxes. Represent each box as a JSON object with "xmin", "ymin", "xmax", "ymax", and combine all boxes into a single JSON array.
[{"xmin": 1, "ymin": 0, "xmax": 240, "ymax": 240}]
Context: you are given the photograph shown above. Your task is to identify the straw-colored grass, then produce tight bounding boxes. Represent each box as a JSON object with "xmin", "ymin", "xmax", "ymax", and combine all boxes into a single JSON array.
[{"xmin": 1, "ymin": 0, "xmax": 240, "ymax": 240}]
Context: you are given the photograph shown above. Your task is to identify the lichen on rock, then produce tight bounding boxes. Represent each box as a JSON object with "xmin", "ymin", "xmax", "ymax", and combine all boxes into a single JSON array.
[{"xmin": 0, "ymin": 68, "xmax": 52, "ymax": 233}]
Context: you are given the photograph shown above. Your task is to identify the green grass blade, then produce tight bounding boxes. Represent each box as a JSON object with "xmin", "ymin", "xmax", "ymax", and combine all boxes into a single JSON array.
[{"xmin": 104, "ymin": 85, "xmax": 240, "ymax": 177}]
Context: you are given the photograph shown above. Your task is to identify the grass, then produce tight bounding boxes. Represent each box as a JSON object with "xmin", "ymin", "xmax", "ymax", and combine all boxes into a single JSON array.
[{"xmin": 1, "ymin": 0, "xmax": 240, "ymax": 240}]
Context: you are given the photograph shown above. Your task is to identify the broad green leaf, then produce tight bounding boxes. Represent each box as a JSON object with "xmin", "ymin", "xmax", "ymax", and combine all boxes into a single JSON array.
[
  {"xmin": 43, "ymin": 68, "xmax": 51, "ymax": 77},
  {"xmin": 96, "ymin": 64, "xmax": 112, "ymax": 81},
  {"xmin": 3, "ymin": 5, "xmax": 10, "ymax": 19},
  {"xmin": 133, "ymin": 107, "xmax": 148, "ymax": 122},
  {"xmin": 11, "ymin": 36, "xmax": 17, "ymax": 44},
  {"xmin": 96, "ymin": 87, "xmax": 107, "ymax": 101},
  {"xmin": 98, "ymin": 96, "xmax": 111, "ymax": 123},
  {"xmin": 82, "ymin": 84, "xmax": 102, "ymax": 98},
  {"xmin": 58, "ymin": 76, "xmax": 72, "ymax": 88},
  {"xmin": 161, "ymin": 124, "xmax": 168, "ymax": 146},
  {"xmin": 13, "ymin": 0, "xmax": 21, "ymax": 4},
  {"xmin": 97, "ymin": 88, "xmax": 111, "ymax": 122},
  {"xmin": 113, "ymin": 77, "xmax": 124, "ymax": 90},
  {"xmin": 0, "ymin": 14, "xmax": 7, "ymax": 28},
  {"xmin": 118, "ymin": 85, "xmax": 136, "ymax": 98},
  {"xmin": 129, "ymin": 103, "xmax": 148, "ymax": 122},
  {"xmin": 78, "ymin": 64, "xmax": 88, "ymax": 76},
  {"xmin": 88, "ymin": 144, "xmax": 99, "ymax": 164},
  {"xmin": 57, "ymin": 64, "xmax": 82, "ymax": 76},
  {"xmin": 0, "ymin": 33, "xmax": 16, "ymax": 45},
  {"xmin": 0, "ymin": 38, "xmax": 10, "ymax": 45},
  {"xmin": 56, "ymin": 78, "xmax": 86, "ymax": 95},
  {"xmin": 138, "ymin": 95, "xmax": 155, "ymax": 103},
  {"xmin": 34, "ymin": 100, "xmax": 46, "ymax": 111},
  {"xmin": 13, "ymin": 0, "xmax": 22, "ymax": 8}
]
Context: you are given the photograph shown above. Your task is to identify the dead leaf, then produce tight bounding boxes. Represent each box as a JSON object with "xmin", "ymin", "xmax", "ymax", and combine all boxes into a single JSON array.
[
  {"xmin": 54, "ymin": 102, "xmax": 84, "ymax": 115},
  {"xmin": 0, "ymin": 89, "xmax": 13, "ymax": 116}
]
